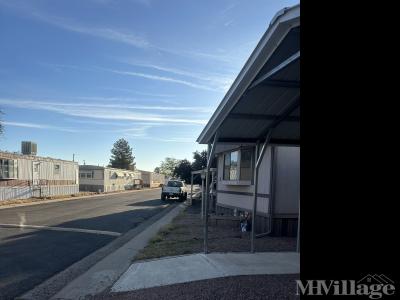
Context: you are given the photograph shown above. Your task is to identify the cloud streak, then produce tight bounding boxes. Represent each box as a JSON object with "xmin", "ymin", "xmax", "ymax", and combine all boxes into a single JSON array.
[
  {"xmin": 0, "ymin": 98, "xmax": 208, "ymax": 125},
  {"xmin": 120, "ymin": 61, "xmax": 234, "ymax": 91},
  {"xmin": 2, "ymin": 121, "xmax": 78, "ymax": 132},
  {"xmin": 0, "ymin": 1, "xmax": 238, "ymax": 65},
  {"xmin": 106, "ymin": 69, "xmax": 217, "ymax": 91}
]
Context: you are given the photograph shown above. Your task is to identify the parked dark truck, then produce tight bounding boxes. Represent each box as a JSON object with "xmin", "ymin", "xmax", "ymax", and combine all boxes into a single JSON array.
[{"xmin": 161, "ymin": 180, "xmax": 188, "ymax": 201}]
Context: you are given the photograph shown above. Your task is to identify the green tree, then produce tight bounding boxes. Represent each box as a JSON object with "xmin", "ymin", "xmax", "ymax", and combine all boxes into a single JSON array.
[
  {"xmin": 159, "ymin": 157, "xmax": 180, "ymax": 177},
  {"xmin": 109, "ymin": 138, "xmax": 135, "ymax": 170},
  {"xmin": 191, "ymin": 150, "xmax": 208, "ymax": 171},
  {"xmin": 191, "ymin": 150, "xmax": 208, "ymax": 184},
  {"xmin": 173, "ymin": 159, "xmax": 193, "ymax": 183},
  {"xmin": 154, "ymin": 167, "xmax": 161, "ymax": 173}
]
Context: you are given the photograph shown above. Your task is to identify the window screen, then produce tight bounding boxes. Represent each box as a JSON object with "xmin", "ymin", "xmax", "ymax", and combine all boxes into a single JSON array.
[{"xmin": 240, "ymin": 149, "xmax": 253, "ymax": 180}]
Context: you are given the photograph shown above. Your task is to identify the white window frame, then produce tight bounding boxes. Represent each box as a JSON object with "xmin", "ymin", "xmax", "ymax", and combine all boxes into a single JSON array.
[
  {"xmin": 54, "ymin": 164, "xmax": 61, "ymax": 175},
  {"xmin": 0, "ymin": 159, "xmax": 18, "ymax": 179},
  {"xmin": 222, "ymin": 147, "xmax": 253, "ymax": 185}
]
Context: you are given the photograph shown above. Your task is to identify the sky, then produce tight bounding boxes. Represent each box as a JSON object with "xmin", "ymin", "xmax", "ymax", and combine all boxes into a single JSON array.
[{"xmin": 0, "ymin": 0, "xmax": 299, "ymax": 171}]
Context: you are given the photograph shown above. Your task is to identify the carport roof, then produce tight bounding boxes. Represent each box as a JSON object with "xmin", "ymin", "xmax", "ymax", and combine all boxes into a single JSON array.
[{"xmin": 197, "ymin": 4, "xmax": 300, "ymax": 145}]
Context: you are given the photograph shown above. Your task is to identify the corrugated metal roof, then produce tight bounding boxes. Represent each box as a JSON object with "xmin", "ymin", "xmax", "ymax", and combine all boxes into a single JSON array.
[{"xmin": 0, "ymin": 151, "xmax": 78, "ymax": 164}]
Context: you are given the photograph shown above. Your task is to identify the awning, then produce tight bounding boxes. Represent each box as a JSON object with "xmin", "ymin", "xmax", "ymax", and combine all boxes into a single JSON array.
[{"xmin": 197, "ymin": 4, "xmax": 300, "ymax": 145}]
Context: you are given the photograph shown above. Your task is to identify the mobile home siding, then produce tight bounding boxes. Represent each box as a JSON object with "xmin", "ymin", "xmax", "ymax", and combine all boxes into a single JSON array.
[
  {"xmin": 216, "ymin": 146, "xmax": 272, "ymax": 214},
  {"xmin": 214, "ymin": 145, "xmax": 299, "ymax": 235},
  {"xmin": 0, "ymin": 152, "xmax": 79, "ymax": 201},
  {"xmin": 79, "ymin": 166, "xmax": 142, "ymax": 192}
]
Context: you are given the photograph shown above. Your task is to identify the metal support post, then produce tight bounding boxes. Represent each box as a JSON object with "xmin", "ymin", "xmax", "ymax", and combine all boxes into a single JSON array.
[
  {"xmin": 251, "ymin": 130, "xmax": 273, "ymax": 253},
  {"xmin": 189, "ymin": 173, "xmax": 194, "ymax": 206},
  {"xmin": 204, "ymin": 132, "xmax": 219, "ymax": 254},
  {"xmin": 201, "ymin": 177, "xmax": 204, "ymax": 219}
]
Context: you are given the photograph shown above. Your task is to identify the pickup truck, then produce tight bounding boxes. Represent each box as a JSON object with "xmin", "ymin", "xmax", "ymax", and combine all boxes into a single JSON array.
[{"xmin": 161, "ymin": 180, "xmax": 188, "ymax": 201}]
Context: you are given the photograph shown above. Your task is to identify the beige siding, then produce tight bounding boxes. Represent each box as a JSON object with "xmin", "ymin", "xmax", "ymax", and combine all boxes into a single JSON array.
[
  {"xmin": 273, "ymin": 147, "xmax": 300, "ymax": 215},
  {"xmin": 216, "ymin": 145, "xmax": 272, "ymax": 215},
  {"xmin": 215, "ymin": 145, "xmax": 299, "ymax": 217}
]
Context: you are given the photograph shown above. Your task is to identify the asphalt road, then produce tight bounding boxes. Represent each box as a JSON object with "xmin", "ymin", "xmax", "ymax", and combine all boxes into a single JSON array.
[{"xmin": 0, "ymin": 188, "xmax": 169, "ymax": 300}]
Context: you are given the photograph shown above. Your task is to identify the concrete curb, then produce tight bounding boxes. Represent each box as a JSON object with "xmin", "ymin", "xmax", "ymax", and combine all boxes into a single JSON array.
[
  {"xmin": 0, "ymin": 188, "xmax": 161, "ymax": 210},
  {"xmin": 49, "ymin": 202, "xmax": 187, "ymax": 299}
]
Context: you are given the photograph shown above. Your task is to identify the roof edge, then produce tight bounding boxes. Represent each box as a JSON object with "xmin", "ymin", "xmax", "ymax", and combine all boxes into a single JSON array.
[{"xmin": 196, "ymin": 3, "xmax": 300, "ymax": 144}]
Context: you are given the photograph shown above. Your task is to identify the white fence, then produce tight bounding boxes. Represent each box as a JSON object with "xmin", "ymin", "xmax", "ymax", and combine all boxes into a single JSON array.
[{"xmin": 0, "ymin": 185, "xmax": 79, "ymax": 201}]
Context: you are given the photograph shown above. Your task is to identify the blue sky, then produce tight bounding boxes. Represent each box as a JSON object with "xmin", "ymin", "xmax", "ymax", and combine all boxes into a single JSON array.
[{"xmin": 0, "ymin": 0, "xmax": 299, "ymax": 171}]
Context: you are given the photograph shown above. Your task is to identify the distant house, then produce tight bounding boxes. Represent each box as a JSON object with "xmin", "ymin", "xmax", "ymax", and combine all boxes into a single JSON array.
[
  {"xmin": 0, "ymin": 148, "xmax": 79, "ymax": 201},
  {"xmin": 79, "ymin": 165, "xmax": 141, "ymax": 192},
  {"xmin": 137, "ymin": 170, "xmax": 165, "ymax": 188},
  {"xmin": 197, "ymin": 4, "xmax": 300, "ymax": 237}
]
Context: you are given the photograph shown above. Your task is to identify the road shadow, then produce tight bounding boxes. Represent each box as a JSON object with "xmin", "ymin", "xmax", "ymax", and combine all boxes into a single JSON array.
[
  {"xmin": 128, "ymin": 198, "xmax": 180, "ymax": 207},
  {"xmin": 0, "ymin": 200, "xmax": 168, "ymax": 299}
]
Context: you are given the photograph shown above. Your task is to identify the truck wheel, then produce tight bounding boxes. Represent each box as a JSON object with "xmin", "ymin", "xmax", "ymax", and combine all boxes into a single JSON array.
[
  {"xmin": 184, "ymin": 193, "xmax": 188, "ymax": 200},
  {"xmin": 161, "ymin": 194, "xmax": 166, "ymax": 201}
]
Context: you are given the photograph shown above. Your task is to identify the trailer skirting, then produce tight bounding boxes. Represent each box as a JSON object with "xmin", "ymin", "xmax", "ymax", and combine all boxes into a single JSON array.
[
  {"xmin": 216, "ymin": 204, "xmax": 298, "ymax": 237},
  {"xmin": 0, "ymin": 185, "xmax": 79, "ymax": 201}
]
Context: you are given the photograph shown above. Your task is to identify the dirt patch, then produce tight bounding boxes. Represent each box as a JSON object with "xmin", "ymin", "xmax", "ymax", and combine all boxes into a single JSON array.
[{"xmin": 134, "ymin": 200, "xmax": 296, "ymax": 261}]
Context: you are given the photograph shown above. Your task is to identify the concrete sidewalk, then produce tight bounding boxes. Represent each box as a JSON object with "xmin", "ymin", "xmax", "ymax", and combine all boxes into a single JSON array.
[{"xmin": 111, "ymin": 252, "xmax": 300, "ymax": 293}]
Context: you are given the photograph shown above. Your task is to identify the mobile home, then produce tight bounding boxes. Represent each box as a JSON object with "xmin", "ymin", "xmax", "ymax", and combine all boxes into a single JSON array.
[
  {"xmin": 137, "ymin": 170, "xmax": 165, "ymax": 188},
  {"xmin": 0, "ymin": 150, "xmax": 79, "ymax": 201},
  {"xmin": 197, "ymin": 4, "xmax": 300, "ymax": 237},
  {"xmin": 79, "ymin": 165, "xmax": 141, "ymax": 192}
]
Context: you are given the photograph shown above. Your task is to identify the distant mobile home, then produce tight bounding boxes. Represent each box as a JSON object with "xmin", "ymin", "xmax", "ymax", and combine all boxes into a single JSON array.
[
  {"xmin": 137, "ymin": 170, "xmax": 165, "ymax": 188},
  {"xmin": 0, "ymin": 150, "xmax": 79, "ymax": 201},
  {"xmin": 79, "ymin": 165, "xmax": 141, "ymax": 192}
]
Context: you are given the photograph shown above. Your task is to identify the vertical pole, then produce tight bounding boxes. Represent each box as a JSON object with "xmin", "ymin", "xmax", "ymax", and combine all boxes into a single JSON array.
[
  {"xmin": 210, "ymin": 170, "xmax": 215, "ymax": 212},
  {"xmin": 251, "ymin": 130, "xmax": 273, "ymax": 253},
  {"xmin": 204, "ymin": 143, "xmax": 211, "ymax": 254},
  {"xmin": 201, "ymin": 177, "xmax": 204, "ymax": 219},
  {"xmin": 251, "ymin": 142, "xmax": 259, "ymax": 253},
  {"xmin": 190, "ymin": 173, "xmax": 193, "ymax": 206}
]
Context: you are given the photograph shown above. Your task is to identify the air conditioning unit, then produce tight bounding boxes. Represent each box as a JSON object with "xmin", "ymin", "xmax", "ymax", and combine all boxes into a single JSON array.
[{"xmin": 21, "ymin": 141, "xmax": 37, "ymax": 155}]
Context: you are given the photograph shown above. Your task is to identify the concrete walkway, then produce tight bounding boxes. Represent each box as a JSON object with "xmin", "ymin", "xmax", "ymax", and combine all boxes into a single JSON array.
[{"xmin": 111, "ymin": 252, "xmax": 300, "ymax": 293}]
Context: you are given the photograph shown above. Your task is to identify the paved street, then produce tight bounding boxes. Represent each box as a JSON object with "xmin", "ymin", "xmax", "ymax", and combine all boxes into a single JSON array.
[{"xmin": 0, "ymin": 188, "xmax": 169, "ymax": 299}]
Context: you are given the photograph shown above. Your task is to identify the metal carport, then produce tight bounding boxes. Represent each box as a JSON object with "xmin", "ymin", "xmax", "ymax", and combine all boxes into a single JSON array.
[{"xmin": 196, "ymin": 4, "xmax": 300, "ymax": 253}]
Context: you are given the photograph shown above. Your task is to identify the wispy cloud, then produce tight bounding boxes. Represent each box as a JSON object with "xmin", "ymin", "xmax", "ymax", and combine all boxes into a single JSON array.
[
  {"xmin": 0, "ymin": 98, "xmax": 208, "ymax": 125},
  {"xmin": 0, "ymin": 1, "xmax": 238, "ymax": 65},
  {"xmin": 38, "ymin": 62, "xmax": 226, "ymax": 92},
  {"xmin": 64, "ymin": 118, "xmax": 201, "ymax": 127},
  {"xmin": 99, "ymin": 87, "xmax": 176, "ymax": 98},
  {"xmin": 2, "ymin": 120, "xmax": 156, "ymax": 137},
  {"xmin": 120, "ymin": 60, "xmax": 234, "ymax": 91},
  {"xmin": 0, "ymin": 97, "xmax": 213, "ymax": 113},
  {"xmin": 0, "ymin": 1, "xmax": 149, "ymax": 49},
  {"xmin": 90, "ymin": 0, "xmax": 152, "ymax": 7},
  {"xmin": 2, "ymin": 121, "xmax": 78, "ymax": 132},
  {"xmin": 107, "ymin": 69, "xmax": 217, "ymax": 91}
]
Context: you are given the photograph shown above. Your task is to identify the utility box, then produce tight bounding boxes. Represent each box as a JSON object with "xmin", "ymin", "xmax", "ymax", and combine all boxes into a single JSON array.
[{"xmin": 21, "ymin": 141, "xmax": 37, "ymax": 156}]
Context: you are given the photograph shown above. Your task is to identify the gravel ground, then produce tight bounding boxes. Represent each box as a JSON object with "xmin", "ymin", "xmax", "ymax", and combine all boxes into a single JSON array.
[
  {"xmin": 135, "ymin": 200, "xmax": 296, "ymax": 261},
  {"xmin": 92, "ymin": 274, "xmax": 299, "ymax": 300}
]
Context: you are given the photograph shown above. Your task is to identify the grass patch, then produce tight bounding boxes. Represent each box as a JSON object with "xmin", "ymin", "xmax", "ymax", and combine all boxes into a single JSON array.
[{"xmin": 134, "ymin": 209, "xmax": 203, "ymax": 261}]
